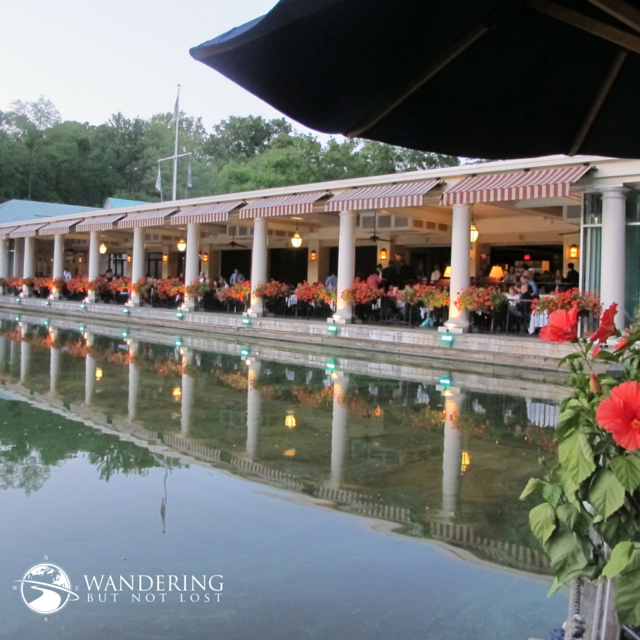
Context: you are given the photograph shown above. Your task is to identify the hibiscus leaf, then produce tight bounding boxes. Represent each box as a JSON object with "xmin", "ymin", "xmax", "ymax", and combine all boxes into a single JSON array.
[
  {"xmin": 589, "ymin": 469, "xmax": 625, "ymax": 520},
  {"xmin": 611, "ymin": 456, "xmax": 640, "ymax": 493},
  {"xmin": 545, "ymin": 527, "xmax": 588, "ymax": 584},
  {"xmin": 603, "ymin": 541, "xmax": 634, "ymax": 580},
  {"xmin": 558, "ymin": 430, "xmax": 596, "ymax": 486},
  {"xmin": 614, "ymin": 566, "xmax": 640, "ymax": 625},
  {"xmin": 541, "ymin": 482, "xmax": 563, "ymax": 506},
  {"xmin": 530, "ymin": 503, "xmax": 556, "ymax": 545},
  {"xmin": 520, "ymin": 478, "xmax": 543, "ymax": 500}
]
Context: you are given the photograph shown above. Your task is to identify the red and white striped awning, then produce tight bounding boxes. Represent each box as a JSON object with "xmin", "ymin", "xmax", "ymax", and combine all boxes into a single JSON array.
[
  {"xmin": 38, "ymin": 219, "xmax": 82, "ymax": 236},
  {"xmin": 0, "ymin": 228, "xmax": 17, "ymax": 240},
  {"xmin": 75, "ymin": 214, "xmax": 124, "ymax": 233},
  {"xmin": 118, "ymin": 208, "xmax": 177, "ymax": 229},
  {"xmin": 441, "ymin": 166, "xmax": 592, "ymax": 206},
  {"xmin": 239, "ymin": 192, "xmax": 330, "ymax": 219},
  {"xmin": 171, "ymin": 201, "xmax": 244, "ymax": 225},
  {"xmin": 10, "ymin": 224, "xmax": 47, "ymax": 238},
  {"xmin": 325, "ymin": 180, "xmax": 441, "ymax": 212}
]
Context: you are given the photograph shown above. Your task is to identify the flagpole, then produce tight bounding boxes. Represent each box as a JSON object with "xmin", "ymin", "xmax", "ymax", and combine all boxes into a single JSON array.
[{"xmin": 172, "ymin": 84, "xmax": 180, "ymax": 202}]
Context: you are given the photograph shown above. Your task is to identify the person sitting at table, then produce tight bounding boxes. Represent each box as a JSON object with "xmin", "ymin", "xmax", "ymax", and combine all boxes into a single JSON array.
[
  {"xmin": 565, "ymin": 263, "xmax": 579, "ymax": 285},
  {"xmin": 507, "ymin": 286, "xmax": 521, "ymax": 304},
  {"xmin": 366, "ymin": 265, "xmax": 384, "ymax": 288},
  {"xmin": 430, "ymin": 264, "xmax": 441, "ymax": 283},
  {"xmin": 503, "ymin": 266, "xmax": 518, "ymax": 285},
  {"xmin": 517, "ymin": 283, "xmax": 534, "ymax": 316},
  {"xmin": 521, "ymin": 273, "xmax": 539, "ymax": 297}
]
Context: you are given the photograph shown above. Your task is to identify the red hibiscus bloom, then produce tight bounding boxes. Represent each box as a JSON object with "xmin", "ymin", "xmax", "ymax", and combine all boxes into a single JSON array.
[
  {"xmin": 615, "ymin": 337, "xmax": 628, "ymax": 352},
  {"xmin": 590, "ymin": 303, "xmax": 618, "ymax": 345},
  {"xmin": 596, "ymin": 381, "xmax": 640, "ymax": 450},
  {"xmin": 540, "ymin": 307, "xmax": 579, "ymax": 344}
]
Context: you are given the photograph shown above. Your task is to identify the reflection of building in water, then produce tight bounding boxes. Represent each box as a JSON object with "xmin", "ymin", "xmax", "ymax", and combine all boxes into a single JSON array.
[
  {"xmin": 49, "ymin": 328, "xmax": 60, "ymax": 395},
  {"xmin": 441, "ymin": 393, "xmax": 463, "ymax": 518},
  {"xmin": 128, "ymin": 340, "xmax": 140, "ymax": 420},
  {"xmin": 526, "ymin": 398, "xmax": 560, "ymax": 427},
  {"xmin": 180, "ymin": 349, "xmax": 195, "ymax": 435},
  {"xmin": 19, "ymin": 325, "xmax": 30, "ymax": 384},
  {"xmin": 246, "ymin": 360, "xmax": 261, "ymax": 460},
  {"xmin": 330, "ymin": 373, "xmax": 349, "ymax": 489},
  {"xmin": 84, "ymin": 332, "xmax": 96, "ymax": 406}
]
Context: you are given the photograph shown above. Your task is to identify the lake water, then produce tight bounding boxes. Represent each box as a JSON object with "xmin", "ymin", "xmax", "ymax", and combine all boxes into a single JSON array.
[{"xmin": 0, "ymin": 317, "xmax": 568, "ymax": 639}]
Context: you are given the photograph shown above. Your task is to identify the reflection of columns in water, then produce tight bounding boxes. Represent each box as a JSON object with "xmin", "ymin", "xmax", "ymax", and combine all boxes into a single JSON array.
[
  {"xmin": 0, "ymin": 335, "xmax": 6, "ymax": 374},
  {"xmin": 246, "ymin": 360, "xmax": 262, "ymax": 459},
  {"xmin": 49, "ymin": 329, "xmax": 60, "ymax": 394},
  {"xmin": 128, "ymin": 341, "xmax": 140, "ymax": 419},
  {"xmin": 180, "ymin": 349, "xmax": 195, "ymax": 435},
  {"xmin": 19, "ymin": 325, "xmax": 30, "ymax": 383},
  {"xmin": 442, "ymin": 394, "xmax": 464, "ymax": 517},
  {"xmin": 85, "ymin": 333, "xmax": 96, "ymax": 406},
  {"xmin": 10, "ymin": 337, "xmax": 20, "ymax": 377},
  {"xmin": 330, "ymin": 375, "xmax": 349, "ymax": 487}
]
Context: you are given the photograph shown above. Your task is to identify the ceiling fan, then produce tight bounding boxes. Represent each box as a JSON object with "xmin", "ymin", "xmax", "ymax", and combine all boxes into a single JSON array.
[
  {"xmin": 369, "ymin": 212, "xmax": 392, "ymax": 243},
  {"xmin": 227, "ymin": 227, "xmax": 248, "ymax": 248}
]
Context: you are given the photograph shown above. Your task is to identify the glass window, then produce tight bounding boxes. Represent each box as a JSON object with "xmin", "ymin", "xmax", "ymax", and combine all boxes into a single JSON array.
[
  {"xmin": 582, "ymin": 226, "xmax": 601, "ymax": 295},
  {"xmin": 627, "ymin": 226, "xmax": 640, "ymax": 322},
  {"xmin": 627, "ymin": 190, "xmax": 640, "ymax": 223},
  {"xmin": 584, "ymin": 193, "xmax": 602, "ymax": 225}
]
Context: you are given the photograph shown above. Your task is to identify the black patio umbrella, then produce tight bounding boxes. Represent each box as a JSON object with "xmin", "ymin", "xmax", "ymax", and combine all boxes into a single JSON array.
[{"xmin": 190, "ymin": 0, "xmax": 640, "ymax": 160}]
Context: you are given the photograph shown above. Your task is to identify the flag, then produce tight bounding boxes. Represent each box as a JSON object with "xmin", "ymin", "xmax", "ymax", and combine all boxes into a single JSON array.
[
  {"xmin": 155, "ymin": 166, "xmax": 162, "ymax": 192},
  {"xmin": 171, "ymin": 88, "xmax": 180, "ymax": 124},
  {"xmin": 186, "ymin": 162, "xmax": 193, "ymax": 189}
]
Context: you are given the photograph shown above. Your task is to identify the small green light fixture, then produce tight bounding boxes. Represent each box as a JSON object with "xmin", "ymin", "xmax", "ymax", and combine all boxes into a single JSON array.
[
  {"xmin": 14, "ymin": 316, "xmax": 20, "ymax": 322},
  {"xmin": 326, "ymin": 360, "xmax": 336, "ymax": 370},
  {"xmin": 175, "ymin": 338, "xmax": 183, "ymax": 347},
  {"xmin": 80, "ymin": 303, "xmax": 86, "ymax": 311},
  {"xmin": 327, "ymin": 324, "xmax": 338, "ymax": 335},
  {"xmin": 240, "ymin": 348, "xmax": 249, "ymax": 358},
  {"xmin": 78, "ymin": 325, "xmax": 85, "ymax": 332},
  {"xmin": 241, "ymin": 317, "xmax": 251, "ymax": 326},
  {"xmin": 14, "ymin": 297, "xmax": 20, "ymax": 303},
  {"xmin": 122, "ymin": 307, "xmax": 130, "ymax": 315},
  {"xmin": 176, "ymin": 311, "xmax": 184, "ymax": 319},
  {"xmin": 439, "ymin": 376, "xmax": 452, "ymax": 386},
  {"xmin": 122, "ymin": 330, "xmax": 129, "ymax": 338},
  {"xmin": 441, "ymin": 334, "xmax": 454, "ymax": 344}
]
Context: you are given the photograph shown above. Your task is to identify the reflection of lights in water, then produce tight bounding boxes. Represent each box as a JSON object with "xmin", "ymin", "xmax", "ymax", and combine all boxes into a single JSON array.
[
  {"xmin": 443, "ymin": 389, "xmax": 454, "ymax": 397},
  {"xmin": 245, "ymin": 358, "xmax": 252, "ymax": 366},
  {"xmin": 283, "ymin": 449, "xmax": 296, "ymax": 457},
  {"xmin": 374, "ymin": 406, "xmax": 382, "ymax": 418},
  {"xmin": 172, "ymin": 387, "xmax": 182, "ymax": 401},
  {"xmin": 285, "ymin": 411, "xmax": 297, "ymax": 429},
  {"xmin": 94, "ymin": 368, "xmax": 103, "ymax": 381},
  {"xmin": 331, "ymin": 372, "xmax": 338, "ymax": 380},
  {"xmin": 460, "ymin": 451, "xmax": 471, "ymax": 473}
]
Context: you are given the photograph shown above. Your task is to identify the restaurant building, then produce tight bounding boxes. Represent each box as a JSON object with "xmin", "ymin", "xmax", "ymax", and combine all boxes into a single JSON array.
[{"xmin": 0, "ymin": 154, "xmax": 637, "ymax": 332}]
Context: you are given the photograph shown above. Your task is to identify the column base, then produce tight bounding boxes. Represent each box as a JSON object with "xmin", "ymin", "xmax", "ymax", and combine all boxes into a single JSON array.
[{"xmin": 438, "ymin": 325, "xmax": 465, "ymax": 334}]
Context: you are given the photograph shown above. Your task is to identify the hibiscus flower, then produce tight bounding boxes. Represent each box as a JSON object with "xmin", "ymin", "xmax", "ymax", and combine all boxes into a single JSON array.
[
  {"xmin": 596, "ymin": 381, "xmax": 640, "ymax": 450},
  {"xmin": 540, "ymin": 306, "xmax": 579, "ymax": 344},
  {"xmin": 589, "ymin": 303, "xmax": 618, "ymax": 345}
]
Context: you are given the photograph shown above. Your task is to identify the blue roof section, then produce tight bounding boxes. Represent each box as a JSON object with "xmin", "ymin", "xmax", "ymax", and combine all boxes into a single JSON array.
[
  {"xmin": 0, "ymin": 200, "xmax": 100, "ymax": 224},
  {"xmin": 104, "ymin": 198, "xmax": 149, "ymax": 209}
]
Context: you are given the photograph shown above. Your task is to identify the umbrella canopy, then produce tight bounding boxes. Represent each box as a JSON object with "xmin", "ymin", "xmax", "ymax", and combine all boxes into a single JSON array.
[{"xmin": 191, "ymin": 0, "xmax": 640, "ymax": 160}]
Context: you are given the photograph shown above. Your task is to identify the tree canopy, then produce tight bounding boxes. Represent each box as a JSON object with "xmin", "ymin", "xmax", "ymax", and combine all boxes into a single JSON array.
[{"xmin": 0, "ymin": 97, "xmax": 459, "ymax": 207}]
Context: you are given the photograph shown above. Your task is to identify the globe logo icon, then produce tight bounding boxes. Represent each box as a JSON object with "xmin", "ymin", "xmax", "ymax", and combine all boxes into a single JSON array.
[{"xmin": 16, "ymin": 564, "xmax": 79, "ymax": 614}]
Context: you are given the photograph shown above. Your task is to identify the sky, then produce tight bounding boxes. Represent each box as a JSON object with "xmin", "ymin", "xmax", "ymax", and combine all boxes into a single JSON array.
[{"xmin": 0, "ymin": 0, "xmax": 317, "ymax": 133}]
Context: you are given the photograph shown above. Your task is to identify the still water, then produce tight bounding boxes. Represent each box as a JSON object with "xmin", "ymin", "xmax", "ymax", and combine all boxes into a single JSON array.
[{"xmin": 0, "ymin": 316, "xmax": 568, "ymax": 639}]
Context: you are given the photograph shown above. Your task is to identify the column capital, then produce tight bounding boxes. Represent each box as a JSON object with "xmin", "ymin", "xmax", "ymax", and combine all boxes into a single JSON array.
[
  {"xmin": 339, "ymin": 210, "xmax": 357, "ymax": 217},
  {"xmin": 599, "ymin": 185, "xmax": 630, "ymax": 197}
]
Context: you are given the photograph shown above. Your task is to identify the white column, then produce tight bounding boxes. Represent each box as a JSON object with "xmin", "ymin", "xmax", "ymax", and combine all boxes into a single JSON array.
[
  {"xmin": 335, "ymin": 211, "xmax": 357, "ymax": 321},
  {"xmin": 448, "ymin": 204, "xmax": 472, "ymax": 329},
  {"xmin": 441, "ymin": 394, "xmax": 463, "ymax": 517},
  {"xmin": 13, "ymin": 238, "xmax": 24, "ymax": 277},
  {"xmin": 329, "ymin": 374, "xmax": 349, "ymax": 487},
  {"xmin": 128, "ymin": 341, "xmax": 140, "ymax": 420},
  {"xmin": 246, "ymin": 360, "xmax": 261, "ymax": 459},
  {"xmin": 600, "ymin": 187, "xmax": 628, "ymax": 331},
  {"xmin": 51, "ymin": 234, "xmax": 64, "ymax": 299},
  {"xmin": 180, "ymin": 349, "xmax": 195, "ymax": 434},
  {"xmin": 130, "ymin": 228, "xmax": 145, "ymax": 306},
  {"xmin": 87, "ymin": 231, "xmax": 100, "ymax": 301},
  {"xmin": 184, "ymin": 223, "xmax": 200, "ymax": 310},
  {"xmin": 249, "ymin": 218, "xmax": 268, "ymax": 314},
  {"xmin": 0, "ymin": 239, "xmax": 8, "ymax": 279},
  {"xmin": 19, "ymin": 326, "xmax": 30, "ymax": 384},
  {"xmin": 49, "ymin": 329, "xmax": 60, "ymax": 395},
  {"xmin": 23, "ymin": 237, "xmax": 35, "ymax": 278}
]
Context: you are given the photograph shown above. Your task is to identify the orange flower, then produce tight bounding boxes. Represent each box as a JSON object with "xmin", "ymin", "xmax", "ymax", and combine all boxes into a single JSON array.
[
  {"xmin": 596, "ymin": 381, "xmax": 640, "ymax": 450},
  {"xmin": 590, "ymin": 303, "xmax": 618, "ymax": 345},
  {"xmin": 540, "ymin": 307, "xmax": 579, "ymax": 344}
]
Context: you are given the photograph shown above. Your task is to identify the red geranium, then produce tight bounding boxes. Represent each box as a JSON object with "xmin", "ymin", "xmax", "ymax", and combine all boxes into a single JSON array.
[
  {"xmin": 539, "ymin": 306, "xmax": 579, "ymax": 344},
  {"xmin": 589, "ymin": 303, "xmax": 618, "ymax": 345},
  {"xmin": 596, "ymin": 381, "xmax": 640, "ymax": 450}
]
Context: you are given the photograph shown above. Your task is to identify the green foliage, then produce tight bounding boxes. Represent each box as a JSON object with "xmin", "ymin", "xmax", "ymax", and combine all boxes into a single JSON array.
[
  {"xmin": 0, "ymin": 97, "xmax": 460, "ymax": 206},
  {"xmin": 522, "ymin": 322, "xmax": 640, "ymax": 625}
]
